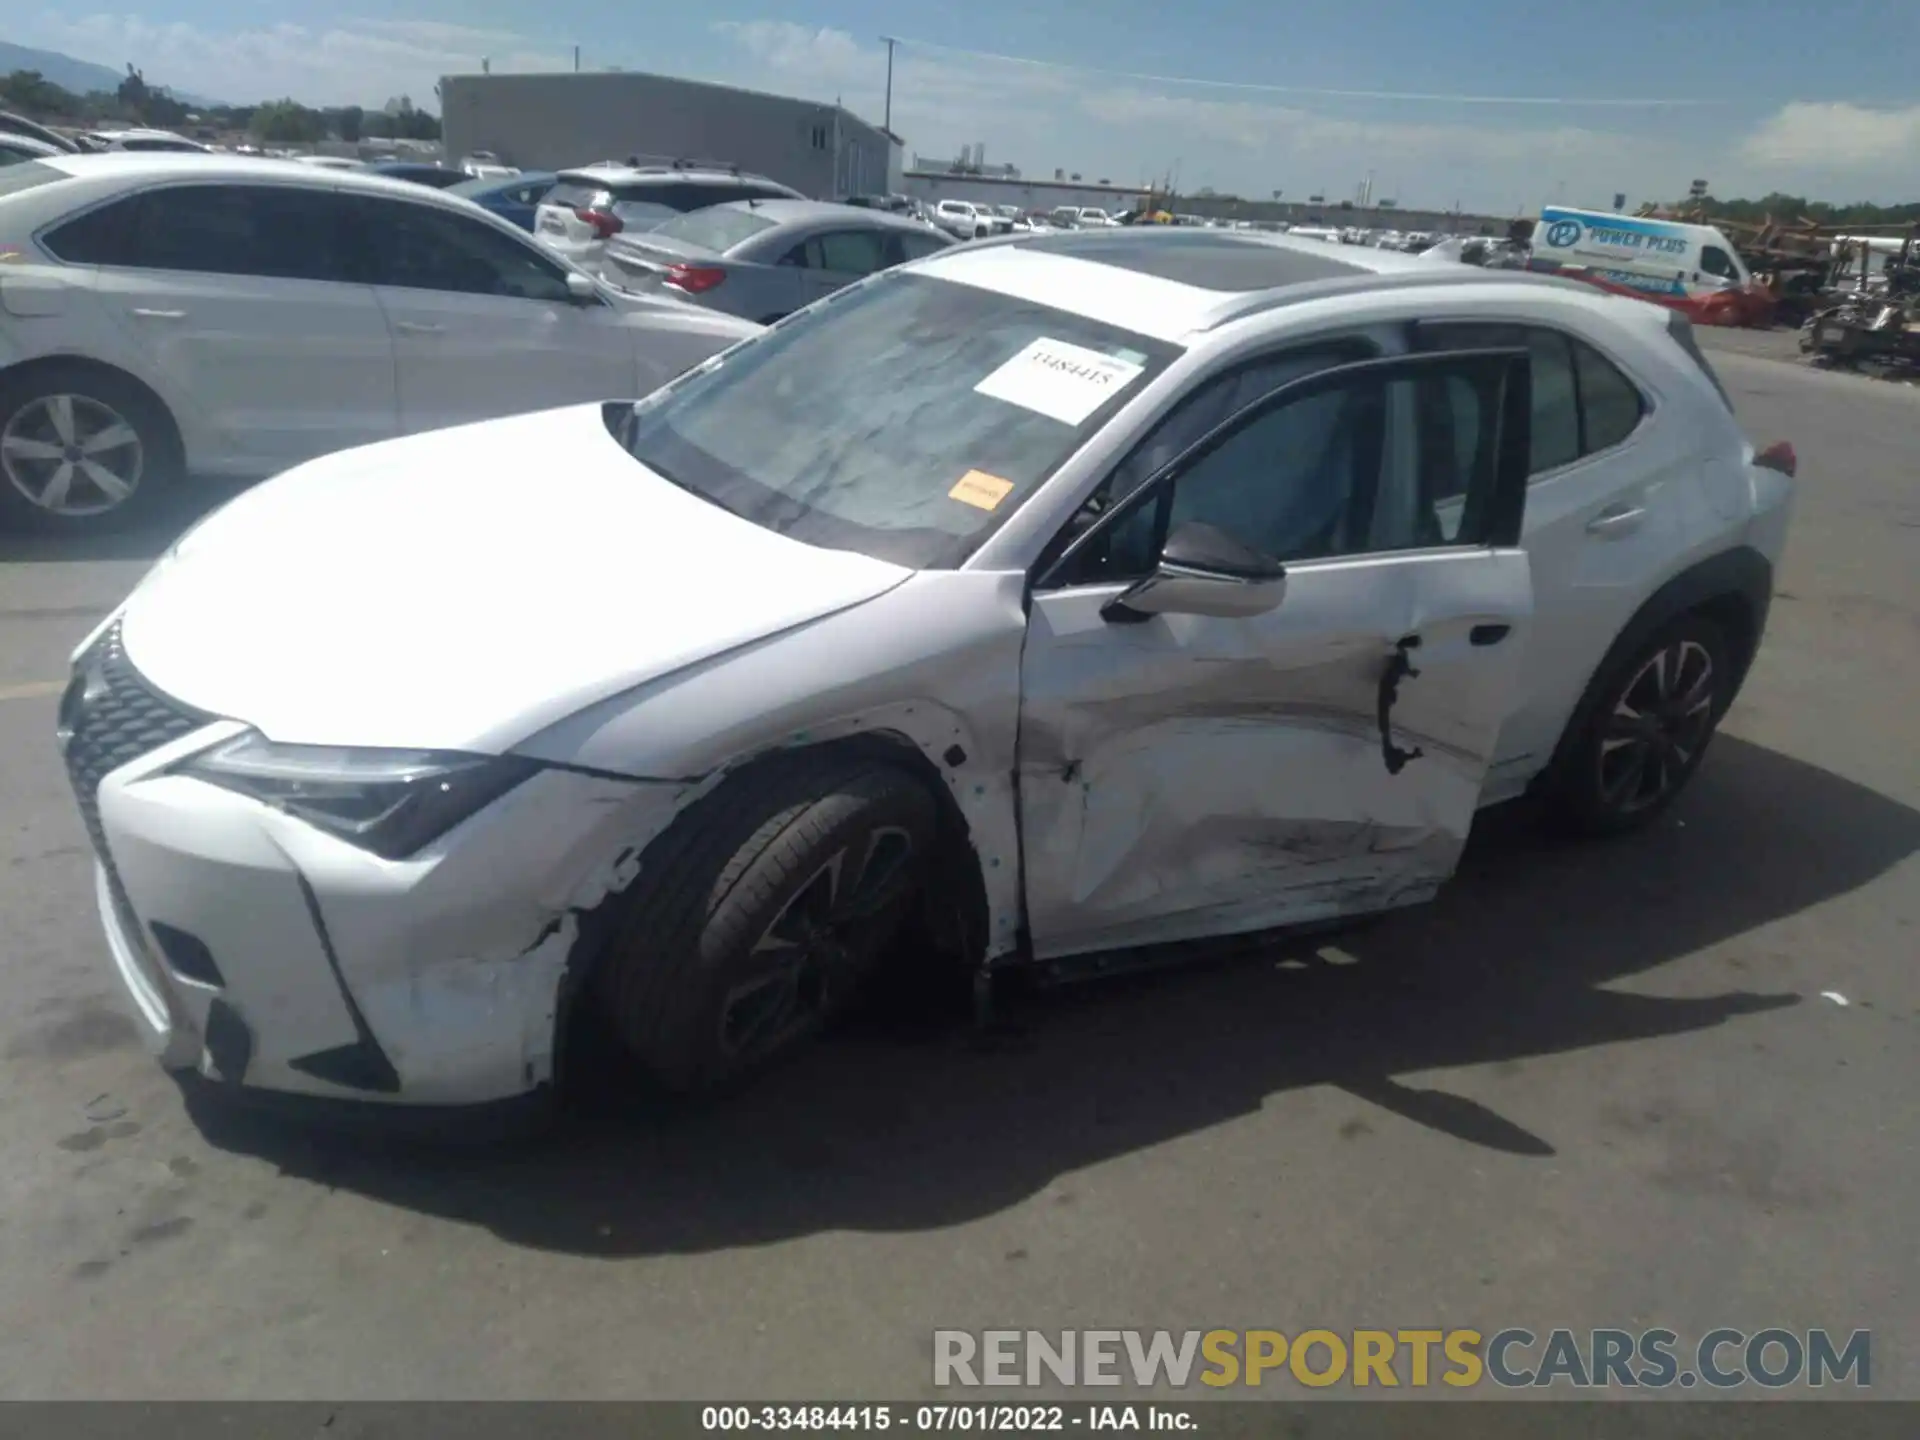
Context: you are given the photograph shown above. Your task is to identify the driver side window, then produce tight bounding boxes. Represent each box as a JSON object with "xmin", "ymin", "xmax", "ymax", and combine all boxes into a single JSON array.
[{"xmin": 1048, "ymin": 341, "xmax": 1373, "ymax": 585}]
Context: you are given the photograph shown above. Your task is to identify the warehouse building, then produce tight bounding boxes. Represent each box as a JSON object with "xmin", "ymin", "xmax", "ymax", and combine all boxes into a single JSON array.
[{"xmin": 439, "ymin": 71, "xmax": 903, "ymax": 200}]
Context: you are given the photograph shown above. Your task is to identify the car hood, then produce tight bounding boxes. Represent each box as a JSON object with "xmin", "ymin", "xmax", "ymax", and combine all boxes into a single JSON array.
[{"xmin": 119, "ymin": 406, "xmax": 912, "ymax": 756}]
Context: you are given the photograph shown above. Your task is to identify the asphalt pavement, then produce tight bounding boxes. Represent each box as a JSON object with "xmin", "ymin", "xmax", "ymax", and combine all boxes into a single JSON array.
[{"xmin": 0, "ymin": 332, "xmax": 1914, "ymax": 1400}]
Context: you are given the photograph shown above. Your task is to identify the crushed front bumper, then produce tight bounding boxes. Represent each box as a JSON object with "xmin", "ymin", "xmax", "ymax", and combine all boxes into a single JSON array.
[{"xmin": 56, "ymin": 619, "xmax": 689, "ymax": 1112}]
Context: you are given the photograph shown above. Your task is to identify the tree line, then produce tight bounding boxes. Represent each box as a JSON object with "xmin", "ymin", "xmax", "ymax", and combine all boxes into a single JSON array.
[
  {"xmin": 1666, "ymin": 192, "xmax": 1920, "ymax": 229},
  {"xmin": 0, "ymin": 67, "xmax": 441, "ymax": 144}
]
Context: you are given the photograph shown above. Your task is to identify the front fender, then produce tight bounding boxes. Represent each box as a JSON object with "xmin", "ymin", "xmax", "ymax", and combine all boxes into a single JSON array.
[{"xmin": 513, "ymin": 569, "xmax": 1033, "ymax": 959}]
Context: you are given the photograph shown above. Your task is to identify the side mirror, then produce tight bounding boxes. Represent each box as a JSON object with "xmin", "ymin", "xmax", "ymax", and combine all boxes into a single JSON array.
[
  {"xmin": 1102, "ymin": 521, "xmax": 1288, "ymax": 623},
  {"xmin": 565, "ymin": 270, "xmax": 599, "ymax": 303}
]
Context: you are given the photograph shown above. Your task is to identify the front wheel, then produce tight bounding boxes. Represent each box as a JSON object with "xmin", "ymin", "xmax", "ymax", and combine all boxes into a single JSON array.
[
  {"xmin": 592, "ymin": 753, "xmax": 939, "ymax": 1094},
  {"xmin": 1543, "ymin": 614, "xmax": 1731, "ymax": 837}
]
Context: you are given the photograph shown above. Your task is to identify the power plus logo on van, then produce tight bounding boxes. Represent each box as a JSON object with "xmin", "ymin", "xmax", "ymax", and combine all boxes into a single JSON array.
[{"xmin": 1544, "ymin": 218, "xmax": 1582, "ymax": 248}]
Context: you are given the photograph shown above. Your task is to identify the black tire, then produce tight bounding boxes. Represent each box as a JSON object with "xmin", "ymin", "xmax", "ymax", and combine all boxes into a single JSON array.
[
  {"xmin": 592, "ymin": 753, "xmax": 939, "ymax": 1094},
  {"xmin": 1541, "ymin": 612, "xmax": 1732, "ymax": 837},
  {"xmin": 0, "ymin": 363, "xmax": 181, "ymax": 534}
]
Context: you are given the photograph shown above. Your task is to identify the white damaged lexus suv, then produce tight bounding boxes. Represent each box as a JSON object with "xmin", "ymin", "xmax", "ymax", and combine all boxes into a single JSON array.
[{"xmin": 56, "ymin": 228, "xmax": 1796, "ymax": 1123}]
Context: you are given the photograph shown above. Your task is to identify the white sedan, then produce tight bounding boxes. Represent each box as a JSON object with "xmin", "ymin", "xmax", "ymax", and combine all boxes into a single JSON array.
[
  {"xmin": 59, "ymin": 228, "xmax": 1794, "ymax": 1123},
  {"xmin": 0, "ymin": 153, "xmax": 759, "ymax": 532}
]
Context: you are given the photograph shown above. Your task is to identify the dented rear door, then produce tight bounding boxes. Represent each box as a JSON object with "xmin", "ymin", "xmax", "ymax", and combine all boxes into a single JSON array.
[{"xmin": 1016, "ymin": 348, "xmax": 1536, "ymax": 962}]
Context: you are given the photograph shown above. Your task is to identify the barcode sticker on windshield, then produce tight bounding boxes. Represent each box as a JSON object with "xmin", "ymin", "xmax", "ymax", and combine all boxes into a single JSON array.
[
  {"xmin": 949, "ymin": 469, "xmax": 1015, "ymax": 511},
  {"xmin": 974, "ymin": 338, "xmax": 1146, "ymax": 427}
]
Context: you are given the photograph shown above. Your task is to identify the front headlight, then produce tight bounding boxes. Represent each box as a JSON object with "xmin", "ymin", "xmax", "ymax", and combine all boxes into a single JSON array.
[{"xmin": 180, "ymin": 733, "xmax": 539, "ymax": 859}]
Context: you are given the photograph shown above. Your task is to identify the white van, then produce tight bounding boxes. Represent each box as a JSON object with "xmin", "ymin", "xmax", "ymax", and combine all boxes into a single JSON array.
[{"xmin": 1531, "ymin": 206, "xmax": 1751, "ymax": 304}]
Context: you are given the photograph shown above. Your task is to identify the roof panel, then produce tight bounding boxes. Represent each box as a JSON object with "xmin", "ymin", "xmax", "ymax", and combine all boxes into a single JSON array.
[
  {"xmin": 912, "ymin": 244, "xmax": 1232, "ymax": 342},
  {"xmin": 1018, "ymin": 228, "xmax": 1375, "ymax": 291}
]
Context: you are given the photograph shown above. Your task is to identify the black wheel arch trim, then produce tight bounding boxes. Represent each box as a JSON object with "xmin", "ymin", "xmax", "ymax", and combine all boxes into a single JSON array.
[{"xmin": 1538, "ymin": 544, "xmax": 1773, "ymax": 788}]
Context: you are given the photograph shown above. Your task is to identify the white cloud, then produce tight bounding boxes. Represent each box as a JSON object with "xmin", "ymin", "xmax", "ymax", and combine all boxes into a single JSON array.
[
  {"xmin": 1078, "ymin": 90, "xmax": 1636, "ymax": 168},
  {"xmin": 705, "ymin": 20, "xmax": 1077, "ymax": 145},
  {"xmin": 707, "ymin": 22, "xmax": 1664, "ymax": 210},
  {"xmin": 1740, "ymin": 101, "xmax": 1920, "ymax": 167},
  {"xmin": 13, "ymin": 12, "xmax": 571, "ymax": 107}
]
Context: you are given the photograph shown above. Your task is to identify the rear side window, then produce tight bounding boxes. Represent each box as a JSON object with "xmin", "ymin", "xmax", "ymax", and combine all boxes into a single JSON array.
[
  {"xmin": 1524, "ymin": 330, "xmax": 1582, "ymax": 472},
  {"xmin": 897, "ymin": 231, "xmax": 950, "ymax": 261},
  {"xmin": 1665, "ymin": 310, "xmax": 1735, "ymax": 411},
  {"xmin": 815, "ymin": 228, "xmax": 890, "ymax": 276},
  {"xmin": 43, "ymin": 195, "xmax": 139, "ymax": 263},
  {"xmin": 1573, "ymin": 340, "xmax": 1646, "ymax": 452},
  {"xmin": 45, "ymin": 185, "xmax": 354, "ymax": 281},
  {"xmin": 613, "ymin": 180, "xmax": 793, "ymax": 215},
  {"xmin": 1415, "ymin": 321, "xmax": 1647, "ymax": 474},
  {"xmin": 650, "ymin": 206, "xmax": 778, "ymax": 253}
]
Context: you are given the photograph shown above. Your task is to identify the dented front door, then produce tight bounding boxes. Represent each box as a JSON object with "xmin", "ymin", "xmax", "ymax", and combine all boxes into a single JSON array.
[{"xmin": 1015, "ymin": 349, "xmax": 1536, "ymax": 962}]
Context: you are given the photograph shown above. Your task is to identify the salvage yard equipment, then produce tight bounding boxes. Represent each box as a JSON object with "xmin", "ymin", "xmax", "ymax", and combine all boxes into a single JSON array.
[
  {"xmin": 1637, "ymin": 205, "xmax": 1919, "ymax": 330},
  {"xmin": 1799, "ymin": 230, "xmax": 1920, "ymax": 371}
]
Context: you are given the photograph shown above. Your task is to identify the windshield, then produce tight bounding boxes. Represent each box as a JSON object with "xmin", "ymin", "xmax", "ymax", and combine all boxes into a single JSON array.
[
  {"xmin": 649, "ymin": 206, "xmax": 779, "ymax": 253},
  {"xmin": 610, "ymin": 271, "xmax": 1181, "ymax": 568}
]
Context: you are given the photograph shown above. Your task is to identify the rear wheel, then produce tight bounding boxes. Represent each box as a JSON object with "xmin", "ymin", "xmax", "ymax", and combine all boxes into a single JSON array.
[
  {"xmin": 1543, "ymin": 613, "xmax": 1731, "ymax": 836},
  {"xmin": 0, "ymin": 365, "xmax": 180, "ymax": 533},
  {"xmin": 592, "ymin": 753, "xmax": 939, "ymax": 1094}
]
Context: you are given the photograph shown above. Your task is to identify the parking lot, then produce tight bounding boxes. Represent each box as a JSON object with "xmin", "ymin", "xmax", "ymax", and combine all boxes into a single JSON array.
[{"xmin": 0, "ymin": 327, "xmax": 1914, "ymax": 1400}]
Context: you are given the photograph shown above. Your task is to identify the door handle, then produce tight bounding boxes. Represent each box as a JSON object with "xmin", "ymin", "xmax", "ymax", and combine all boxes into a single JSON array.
[
  {"xmin": 129, "ymin": 307, "xmax": 186, "ymax": 320},
  {"xmin": 394, "ymin": 320, "xmax": 445, "ymax": 335},
  {"xmin": 1586, "ymin": 502, "xmax": 1646, "ymax": 537}
]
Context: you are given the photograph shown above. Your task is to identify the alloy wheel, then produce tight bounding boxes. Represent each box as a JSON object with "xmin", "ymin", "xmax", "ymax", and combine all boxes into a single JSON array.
[
  {"xmin": 719, "ymin": 826, "xmax": 918, "ymax": 1062},
  {"xmin": 1596, "ymin": 639, "xmax": 1717, "ymax": 816},
  {"xmin": 1, "ymin": 394, "xmax": 145, "ymax": 517}
]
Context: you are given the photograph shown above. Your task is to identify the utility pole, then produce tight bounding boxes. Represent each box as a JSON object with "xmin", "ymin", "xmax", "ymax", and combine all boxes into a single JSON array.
[
  {"xmin": 880, "ymin": 36, "xmax": 899, "ymax": 133},
  {"xmin": 573, "ymin": 45, "xmax": 580, "ymax": 73}
]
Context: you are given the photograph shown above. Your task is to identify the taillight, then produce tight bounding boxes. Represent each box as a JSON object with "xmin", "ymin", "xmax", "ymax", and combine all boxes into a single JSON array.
[
  {"xmin": 665, "ymin": 263, "xmax": 727, "ymax": 294},
  {"xmin": 1755, "ymin": 441, "xmax": 1797, "ymax": 478},
  {"xmin": 575, "ymin": 207, "xmax": 622, "ymax": 240}
]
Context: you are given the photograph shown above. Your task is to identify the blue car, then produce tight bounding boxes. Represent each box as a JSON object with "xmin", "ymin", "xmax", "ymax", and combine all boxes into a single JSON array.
[{"xmin": 449, "ymin": 170, "xmax": 559, "ymax": 233}]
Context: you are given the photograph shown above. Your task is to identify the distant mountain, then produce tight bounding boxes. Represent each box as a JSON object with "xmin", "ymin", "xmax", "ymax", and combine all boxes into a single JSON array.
[{"xmin": 0, "ymin": 40, "xmax": 220, "ymax": 107}]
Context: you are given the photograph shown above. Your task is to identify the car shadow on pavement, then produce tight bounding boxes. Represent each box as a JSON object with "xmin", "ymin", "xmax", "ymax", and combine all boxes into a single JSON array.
[
  {"xmin": 185, "ymin": 733, "xmax": 1920, "ymax": 1256},
  {"xmin": 0, "ymin": 480, "xmax": 248, "ymax": 564}
]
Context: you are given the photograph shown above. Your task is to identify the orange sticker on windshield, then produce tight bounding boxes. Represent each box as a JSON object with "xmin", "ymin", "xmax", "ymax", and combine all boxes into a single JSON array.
[{"xmin": 949, "ymin": 470, "xmax": 1015, "ymax": 511}]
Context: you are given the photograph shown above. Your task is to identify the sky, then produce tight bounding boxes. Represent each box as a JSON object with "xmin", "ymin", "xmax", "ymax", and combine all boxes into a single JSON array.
[{"xmin": 8, "ymin": 1, "xmax": 1920, "ymax": 212}]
